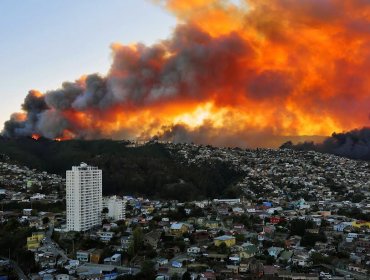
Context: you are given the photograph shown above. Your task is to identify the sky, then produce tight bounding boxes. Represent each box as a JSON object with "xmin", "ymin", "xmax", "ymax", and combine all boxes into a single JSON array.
[
  {"xmin": 0, "ymin": 0, "xmax": 176, "ymax": 127},
  {"xmin": 2, "ymin": 0, "xmax": 369, "ymax": 148}
]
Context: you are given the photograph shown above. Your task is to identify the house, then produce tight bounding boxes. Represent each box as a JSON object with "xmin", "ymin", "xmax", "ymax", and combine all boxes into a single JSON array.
[
  {"xmin": 121, "ymin": 235, "xmax": 132, "ymax": 250},
  {"xmin": 285, "ymin": 236, "xmax": 301, "ymax": 249},
  {"xmin": 214, "ymin": 235, "xmax": 236, "ymax": 247},
  {"xmin": 23, "ymin": 208, "xmax": 33, "ymax": 216},
  {"xmin": 55, "ymin": 274, "xmax": 70, "ymax": 280},
  {"xmin": 278, "ymin": 250, "xmax": 293, "ymax": 263},
  {"xmin": 352, "ymin": 221, "xmax": 370, "ymax": 228},
  {"xmin": 29, "ymin": 217, "xmax": 42, "ymax": 228},
  {"xmin": 278, "ymin": 271, "xmax": 319, "ymax": 280},
  {"xmin": 204, "ymin": 220, "xmax": 220, "ymax": 229},
  {"xmin": 333, "ymin": 222, "xmax": 352, "ymax": 232},
  {"xmin": 239, "ymin": 243, "xmax": 258, "ymax": 259},
  {"xmin": 263, "ymin": 265, "xmax": 279, "ymax": 277},
  {"xmin": 89, "ymin": 249, "xmax": 103, "ymax": 264},
  {"xmin": 233, "ymin": 224, "xmax": 245, "ymax": 231},
  {"xmin": 192, "ymin": 230, "xmax": 209, "ymax": 243},
  {"xmin": 171, "ymin": 261, "xmax": 182, "ymax": 268},
  {"xmin": 348, "ymin": 264, "xmax": 368, "ymax": 274},
  {"xmin": 144, "ymin": 230, "xmax": 162, "ymax": 249},
  {"xmin": 292, "ymin": 252, "xmax": 311, "ymax": 267},
  {"xmin": 268, "ymin": 247, "xmax": 284, "ymax": 258},
  {"xmin": 232, "ymin": 207, "xmax": 244, "ymax": 215},
  {"xmin": 27, "ymin": 232, "xmax": 45, "ymax": 251},
  {"xmin": 269, "ymin": 216, "xmax": 284, "ymax": 224},
  {"xmin": 76, "ymin": 251, "xmax": 90, "ymax": 263},
  {"xmin": 239, "ymin": 261, "xmax": 250, "ymax": 273},
  {"xmin": 97, "ymin": 231, "xmax": 114, "ymax": 243},
  {"xmin": 170, "ymin": 223, "xmax": 189, "ymax": 237},
  {"xmin": 187, "ymin": 246, "xmax": 201, "ymax": 255},
  {"xmin": 157, "ymin": 258, "xmax": 169, "ymax": 266},
  {"xmin": 104, "ymin": 254, "xmax": 121, "ymax": 266},
  {"xmin": 213, "ymin": 198, "xmax": 240, "ymax": 205}
]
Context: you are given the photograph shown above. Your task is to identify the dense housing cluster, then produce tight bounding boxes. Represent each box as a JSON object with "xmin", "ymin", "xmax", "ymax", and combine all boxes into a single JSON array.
[{"xmin": 0, "ymin": 144, "xmax": 369, "ymax": 280}]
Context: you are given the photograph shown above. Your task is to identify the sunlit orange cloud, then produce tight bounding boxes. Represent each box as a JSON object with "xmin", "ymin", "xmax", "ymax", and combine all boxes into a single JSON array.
[{"xmin": 3, "ymin": 0, "xmax": 370, "ymax": 148}]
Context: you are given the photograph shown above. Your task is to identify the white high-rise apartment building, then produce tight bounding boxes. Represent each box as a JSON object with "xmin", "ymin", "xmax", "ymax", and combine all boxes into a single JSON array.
[
  {"xmin": 102, "ymin": 196, "xmax": 126, "ymax": 221},
  {"xmin": 66, "ymin": 163, "xmax": 102, "ymax": 232}
]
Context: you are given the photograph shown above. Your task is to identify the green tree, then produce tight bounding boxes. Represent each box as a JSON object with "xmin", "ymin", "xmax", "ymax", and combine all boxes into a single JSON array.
[
  {"xmin": 42, "ymin": 216, "xmax": 50, "ymax": 225},
  {"xmin": 217, "ymin": 242, "xmax": 229, "ymax": 254},
  {"xmin": 290, "ymin": 219, "xmax": 315, "ymax": 236},
  {"xmin": 128, "ymin": 227, "xmax": 144, "ymax": 258},
  {"xmin": 140, "ymin": 260, "xmax": 156, "ymax": 279},
  {"xmin": 133, "ymin": 227, "xmax": 143, "ymax": 252},
  {"xmin": 235, "ymin": 234, "xmax": 245, "ymax": 243},
  {"xmin": 182, "ymin": 271, "xmax": 191, "ymax": 280},
  {"xmin": 310, "ymin": 252, "xmax": 331, "ymax": 265},
  {"xmin": 172, "ymin": 273, "xmax": 181, "ymax": 280}
]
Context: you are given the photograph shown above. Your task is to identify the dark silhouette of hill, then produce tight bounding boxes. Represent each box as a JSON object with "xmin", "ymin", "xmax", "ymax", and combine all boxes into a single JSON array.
[
  {"xmin": 0, "ymin": 137, "xmax": 242, "ymax": 201},
  {"xmin": 280, "ymin": 127, "xmax": 370, "ymax": 160}
]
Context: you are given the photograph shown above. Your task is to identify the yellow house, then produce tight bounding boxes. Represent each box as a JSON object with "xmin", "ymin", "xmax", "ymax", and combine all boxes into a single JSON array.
[
  {"xmin": 170, "ymin": 223, "xmax": 189, "ymax": 237},
  {"xmin": 214, "ymin": 235, "xmax": 236, "ymax": 247},
  {"xmin": 32, "ymin": 232, "xmax": 45, "ymax": 240},
  {"xmin": 352, "ymin": 221, "xmax": 370, "ymax": 228},
  {"xmin": 27, "ymin": 232, "xmax": 45, "ymax": 250}
]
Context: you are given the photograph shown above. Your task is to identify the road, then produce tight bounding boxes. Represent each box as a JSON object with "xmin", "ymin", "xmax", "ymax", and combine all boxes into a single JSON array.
[
  {"xmin": 0, "ymin": 257, "xmax": 29, "ymax": 280},
  {"xmin": 79, "ymin": 263, "xmax": 140, "ymax": 275},
  {"xmin": 43, "ymin": 225, "xmax": 68, "ymax": 262}
]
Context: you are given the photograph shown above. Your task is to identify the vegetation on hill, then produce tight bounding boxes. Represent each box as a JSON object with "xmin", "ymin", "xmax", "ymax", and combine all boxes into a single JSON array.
[{"xmin": 0, "ymin": 137, "xmax": 243, "ymax": 201}]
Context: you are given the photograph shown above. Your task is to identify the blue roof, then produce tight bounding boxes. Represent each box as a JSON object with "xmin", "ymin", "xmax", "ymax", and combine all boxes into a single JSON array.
[
  {"xmin": 215, "ymin": 235, "xmax": 235, "ymax": 241},
  {"xmin": 170, "ymin": 223, "xmax": 184, "ymax": 230}
]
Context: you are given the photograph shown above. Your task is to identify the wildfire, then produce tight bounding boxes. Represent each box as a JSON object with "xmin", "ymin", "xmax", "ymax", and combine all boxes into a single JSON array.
[
  {"xmin": 3, "ymin": 0, "xmax": 370, "ymax": 148},
  {"xmin": 31, "ymin": 134, "xmax": 40, "ymax": 140}
]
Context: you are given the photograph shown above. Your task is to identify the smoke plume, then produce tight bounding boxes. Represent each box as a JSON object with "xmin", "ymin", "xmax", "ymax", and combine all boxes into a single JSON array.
[
  {"xmin": 3, "ymin": 0, "xmax": 370, "ymax": 148},
  {"xmin": 281, "ymin": 127, "xmax": 370, "ymax": 160}
]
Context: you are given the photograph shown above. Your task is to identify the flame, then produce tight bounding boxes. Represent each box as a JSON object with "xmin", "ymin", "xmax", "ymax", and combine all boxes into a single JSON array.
[
  {"xmin": 5, "ymin": 0, "xmax": 370, "ymax": 147},
  {"xmin": 32, "ymin": 134, "xmax": 40, "ymax": 140}
]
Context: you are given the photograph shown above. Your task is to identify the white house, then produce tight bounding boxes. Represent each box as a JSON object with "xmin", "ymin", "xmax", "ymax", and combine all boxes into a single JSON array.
[{"xmin": 187, "ymin": 246, "xmax": 201, "ymax": 255}]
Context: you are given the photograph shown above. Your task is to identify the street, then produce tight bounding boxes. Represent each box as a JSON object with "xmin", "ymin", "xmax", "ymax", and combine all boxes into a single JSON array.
[
  {"xmin": 0, "ymin": 257, "xmax": 29, "ymax": 280},
  {"xmin": 43, "ymin": 225, "xmax": 68, "ymax": 262}
]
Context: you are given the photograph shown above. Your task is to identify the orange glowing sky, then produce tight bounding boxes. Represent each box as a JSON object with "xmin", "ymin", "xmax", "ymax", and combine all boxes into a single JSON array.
[{"xmin": 4, "ymin": 0, "xmax": 370, "ymax": 147}]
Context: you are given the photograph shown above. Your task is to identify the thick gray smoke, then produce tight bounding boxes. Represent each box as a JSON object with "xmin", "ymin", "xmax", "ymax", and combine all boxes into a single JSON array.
[
  {"xmin": 3, "ymin": 90, "xmax": 48, "ymax": 137},
  {"xmin": 153, "ymin": 123, "xmax": 327, "ymax": 149},
  {"xmin": 2, "ymin": 24, "xmax": 251, "ymax": 139},
  {"xmin": 281, "ymin": 127, "xmax": 370, "ymax": 160}
]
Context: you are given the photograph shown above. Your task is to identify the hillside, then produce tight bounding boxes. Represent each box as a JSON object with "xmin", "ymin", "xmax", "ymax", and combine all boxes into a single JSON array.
[
  {"xmin": 0, "ymin": 137, "xmax": 368, "ymax": 202},
  {"xmin": 0, "ymin": 137, "xmax": 243, "ymax": 201}
]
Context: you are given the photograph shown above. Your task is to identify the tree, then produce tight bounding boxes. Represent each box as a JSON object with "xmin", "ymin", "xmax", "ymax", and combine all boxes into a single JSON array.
[
  {"xmin": 128, "ymin": 227, "xmax": 144, "ymax": 258},
  {"xmin": 42, "ymin": 216, "xmax": 50, "ymax": 225},
  {"xmin": 140, "ymin": 260, "xmax": 156, "ymax": 279},
  {"xmin": 182, "ymin": 271, "xmax": 191, "ymax": 280},
  {"xmin": 290, "ymin": 219, "xmax": 315, "ymax": 237},
  {"xmin": 217, "ymin": 242, "xmax": 229, "ymax": 254},
  {"xmin": 235, "ymin": 234, "xmax": 245, "ymax": 243},
  {"xmin": 310, "ymin": 252, "xmax": 331, "ymax": 265},
  {"xmin": 172, "ymin": 273, "xmax": 181, "ymax": 280},
  {"xmin": 133, "ymin": 227, "xmax": 143, "ymax": 252}
]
